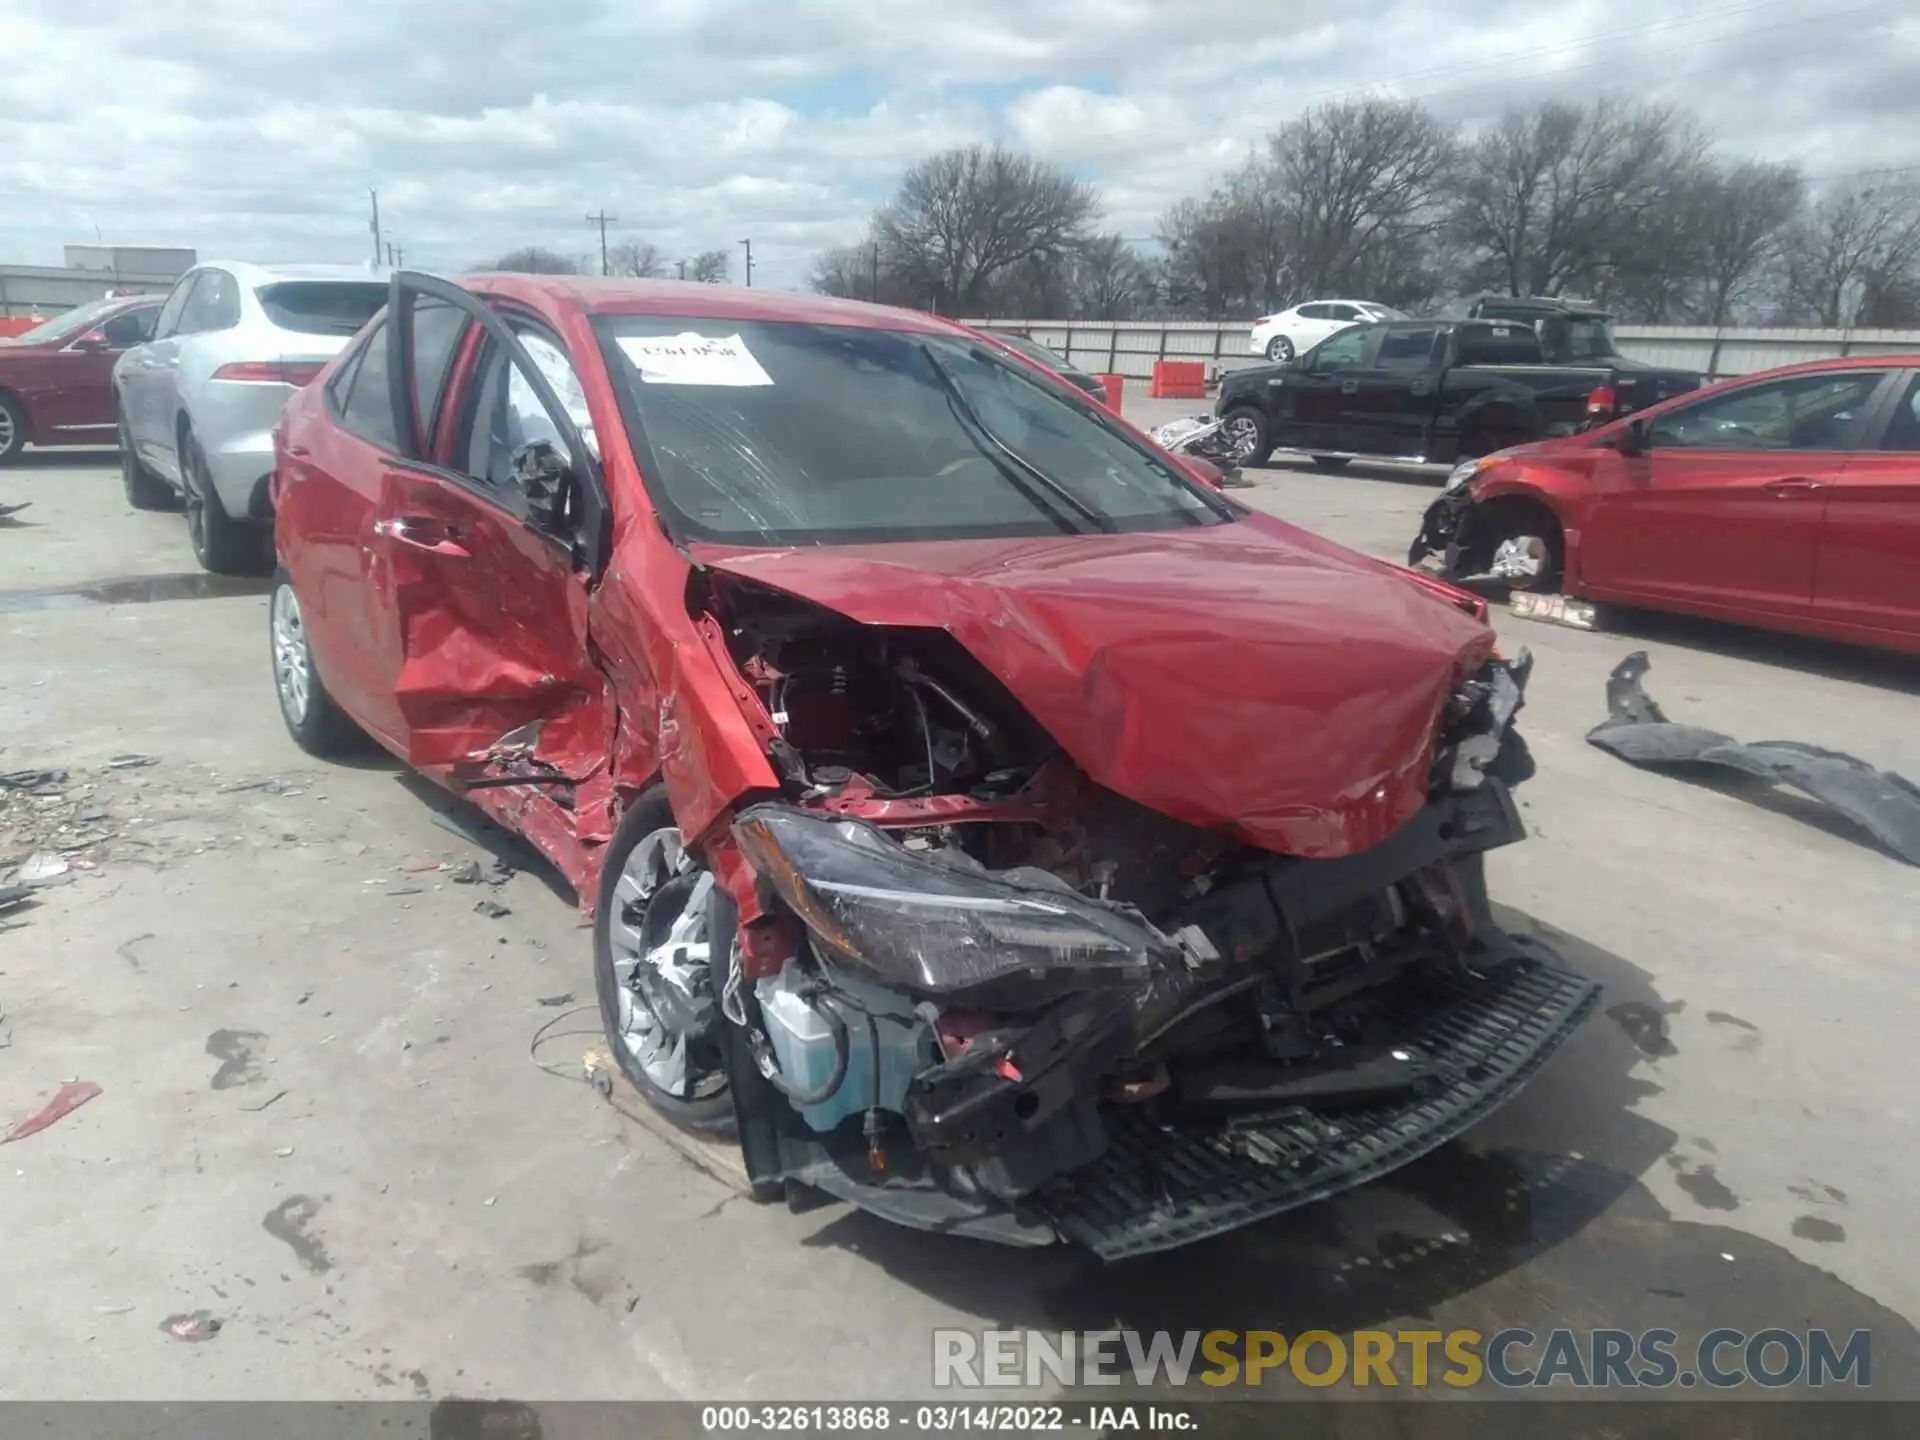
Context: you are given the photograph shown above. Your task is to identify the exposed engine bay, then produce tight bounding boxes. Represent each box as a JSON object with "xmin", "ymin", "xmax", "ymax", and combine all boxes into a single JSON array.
[{"xmin": 640, "ymin": 572, "xmax": 1595, "ymax": 1257}]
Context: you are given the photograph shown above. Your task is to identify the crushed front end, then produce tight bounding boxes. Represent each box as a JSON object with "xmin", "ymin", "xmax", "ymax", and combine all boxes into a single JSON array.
[{"xmin": 687, "ymin": 574, "xmax": 1596, "ymax": 1256}]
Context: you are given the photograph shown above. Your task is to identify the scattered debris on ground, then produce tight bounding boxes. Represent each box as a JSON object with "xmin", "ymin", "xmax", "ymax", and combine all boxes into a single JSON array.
[
  {"xmin": 1588, "ymin": 651, "xmax": 1920, "ymax": 865},
  {"xmin": 3, "ymin": 1080, "xmax": 102, "ymax": 1143},
  {"xmin": 445, "ymin": 859, "xmax": 484, "ymax": 885},
  {"xmin": 1511, "ymin": 591, "xmax": 1599, "ymax": 631},
  {"xmin": 160, "ymin": 1311, "xmax": 222, "ymax": 1342},
  {"xmin": 474, "ymin": 898, "xmax": 512, "ymax": 919}
]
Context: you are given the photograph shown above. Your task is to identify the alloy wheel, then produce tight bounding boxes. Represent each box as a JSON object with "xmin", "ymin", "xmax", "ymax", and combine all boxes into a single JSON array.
[
  {"xmin": 1223, "ymin": 414, "xmax": 1263, "ymax": 463},
  {"xmin": 0, "ymin": 406, "xmax": 16, "ymax": 458},
  {"xmin": 271, "ymin": 583, "xmax": 312, "ymax": 727},
  {"xmin": 1266, "ymin": 336, "xmax": 1293, "ymax": 363},
  {"xmin": 607, "ymin": 827, "xmax": 727, "ymax": 1100}
]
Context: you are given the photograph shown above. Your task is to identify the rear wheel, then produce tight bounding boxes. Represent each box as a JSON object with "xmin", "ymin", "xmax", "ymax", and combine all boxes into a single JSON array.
[
  {"xmin": 1264, "ymin": 335, "xmax": 1294, "ymax": 363},
  {"xmin": 270, "ymin": 573, "xmax": 362, "ymax": 756},
  {"xmin": 118, "ymin": 407, "xmax": 176, "ymax": 510},
  {"xmin": 0, "ymin": 392, "xmax": 28, "ymax": 466},
  {"xmin": 182, "ymin": 429, "xmax": 272, "ymax": 576},
  {"xmin": 1221, "ymin": 406, "xmax": 1273, "ymax": 467},
  {"xmin": 1309, "ymin": 455, "xmax": 1352, "ymax": 472},
  {"xmin": 594, "ymin": 788, "xmax": 737, "ymax": 1136}
]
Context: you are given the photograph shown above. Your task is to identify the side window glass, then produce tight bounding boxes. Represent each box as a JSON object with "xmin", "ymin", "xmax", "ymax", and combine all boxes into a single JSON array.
[
  {"xmin": 1297, "ymin": 303, "xmax": 1328, "ymax": 321},
  {"xmin": 407, "ymin": 299, "xmax": 469, "ymax": 445},
  {"xmin": 1652, "ymin": 371, "xmax": 1887, "ymax": 451},
  {"xmin": 1329, "ymin": 304, "xmax": 1360, "ymax": 322},
  {"xmin": 100, "ymin": 309, "xmax": 152, "ymax": 347},
  {"xmin": 462, "ymin": 330, "xmax": 595, "ymax": 492},
  {"xmin": 339, "ymin": 320, "xmax": 399, "ymax": 450},
  {"xmin": 1879, "ymin": 376, "xmax": 1920, "ymax": 451},
  {"xmin": 1374, "ymin": 326, "xmax": 1442, "ymax": 372},
  {"xmin": 178, "ymin": 271, "xmax": 238, "ymax": 335},
  {"xmin": 1310, "ymin": 327, "xmax": 1371, "ymax": 374},
  {"xmin": 153, "ymin": 275, "xmax": 199, "ymax": 339}
]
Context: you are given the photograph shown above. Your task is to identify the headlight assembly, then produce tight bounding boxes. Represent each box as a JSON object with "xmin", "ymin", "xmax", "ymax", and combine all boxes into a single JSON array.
[
  {"xmin": 732, "ymin": 805, "xmax": 1160, "ymax": 1005},
  {"xmin": 1443, "ymin": 458, "xmax": 1485, "ymax": 495}
]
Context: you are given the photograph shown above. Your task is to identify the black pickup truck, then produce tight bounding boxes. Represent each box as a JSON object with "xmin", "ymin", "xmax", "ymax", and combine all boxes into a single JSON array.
[{"xmin": 1215, "ymin": 305, "xmax": 1700, "ymax": 470}]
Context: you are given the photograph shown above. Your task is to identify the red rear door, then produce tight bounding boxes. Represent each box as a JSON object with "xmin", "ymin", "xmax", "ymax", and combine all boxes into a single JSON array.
[
  {"xmin": 1811, "ymin": 371, "xmax": 1920, "ymax": 645},
  {"xmin": 1579, "ymin": 368, "xmax": 1894, "ymax": 619},
  {"xmin": 363, "ymin": 275, "xmax": 614, "ymax": 780}
]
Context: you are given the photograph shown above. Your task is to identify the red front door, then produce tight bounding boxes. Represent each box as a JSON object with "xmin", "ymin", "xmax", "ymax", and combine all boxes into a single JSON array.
[
  {"xmin": 1811, "ymin": 372, "xmax": 1920, "ymax": 645},
  {"xmin": 362, "ymin": 276, "xmax": 614, "ymax": 780},
  {"xmin": 1578, "ymin": 368, "xmax": 1894, "ymax": 620}
]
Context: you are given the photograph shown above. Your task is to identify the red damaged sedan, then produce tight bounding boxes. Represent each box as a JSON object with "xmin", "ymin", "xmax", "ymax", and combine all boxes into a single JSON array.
[
  {"xmin": 268, "ymin": 274, "xmax": 1595, "ymax": 1257},
  {"xmin": 1411, "ymin": 355, "xmax": 1920, "ymax": 654}
]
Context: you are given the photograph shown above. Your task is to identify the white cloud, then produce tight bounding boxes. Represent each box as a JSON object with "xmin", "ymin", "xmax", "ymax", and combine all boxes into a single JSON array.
[{"xmin": 0, "ymin": 0, "xmax": 1913, "ymax": 286}]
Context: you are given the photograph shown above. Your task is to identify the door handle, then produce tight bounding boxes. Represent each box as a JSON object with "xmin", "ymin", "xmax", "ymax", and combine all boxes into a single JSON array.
[
  {"xmin": 374, "ymin": 515, "xmax": 470, "ymax": 557},
  {"xmin": 1764, "ymin": 477, "xmax": 1825, "ymax": 495},
  {"xmin": 1340, "ymin": 379, "xmax": 1359, "ymax": 395}
]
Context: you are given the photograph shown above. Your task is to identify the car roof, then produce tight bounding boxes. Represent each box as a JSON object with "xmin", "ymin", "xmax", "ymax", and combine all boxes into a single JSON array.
[
  {"xmin": 1725, "ymin": 353, "xmax": 1920, "ymax": 379},
  {"xmin": 460, "ymin": 274, "xmax": 959, "ymax": 337},
  {"xmin": 196, "ymin": 260, "xmax": 393, "ymax": 285}
]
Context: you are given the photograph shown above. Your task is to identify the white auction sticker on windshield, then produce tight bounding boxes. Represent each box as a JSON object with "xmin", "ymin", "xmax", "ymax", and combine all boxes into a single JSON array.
[{"xmin": 616, "ymin": 332, "xmax": 773, "ymax": 387}]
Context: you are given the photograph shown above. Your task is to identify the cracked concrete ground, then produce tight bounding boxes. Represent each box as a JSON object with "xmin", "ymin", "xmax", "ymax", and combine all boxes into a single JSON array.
[{"xmin": 1, "ymin": 439, "xmax": 1916, "ymax": 1403}]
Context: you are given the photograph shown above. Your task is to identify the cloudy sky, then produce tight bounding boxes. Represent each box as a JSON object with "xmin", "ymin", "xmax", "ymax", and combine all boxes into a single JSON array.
[{"xmin": 2, "ymin": 0, "xmax": 1914, "ymax": 288}]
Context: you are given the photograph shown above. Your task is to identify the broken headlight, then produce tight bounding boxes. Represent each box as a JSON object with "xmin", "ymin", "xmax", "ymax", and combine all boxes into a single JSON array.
[
  {"xmin": 732, "ymin": 805, "xmax": 1159, "ymax": 1004},
  {"xmin": 1443, "ymin": 457, "xmax": 1487, "ymax": 495}
]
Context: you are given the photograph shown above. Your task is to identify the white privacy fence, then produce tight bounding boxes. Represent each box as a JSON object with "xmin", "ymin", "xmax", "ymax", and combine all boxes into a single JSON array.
[{"xmin": 966, "ymin": 318, "xmax": 1920, "ymax": 382}]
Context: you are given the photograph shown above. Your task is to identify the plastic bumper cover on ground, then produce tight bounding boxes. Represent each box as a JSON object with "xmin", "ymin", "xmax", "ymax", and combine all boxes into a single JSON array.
[{"xmin": 1041, "ymin": 951, "xmax": 1600, "ymax": 1260}]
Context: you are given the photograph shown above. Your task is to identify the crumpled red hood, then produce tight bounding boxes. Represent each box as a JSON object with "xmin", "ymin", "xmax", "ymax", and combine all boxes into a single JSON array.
[{"xmin": 691, "ymin": 515, "xmax": 1494, "ymax": 857}]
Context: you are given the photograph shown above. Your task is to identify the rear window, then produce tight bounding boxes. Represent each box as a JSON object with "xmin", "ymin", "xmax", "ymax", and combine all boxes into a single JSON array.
[{"xmin": 256, "ymin": 282, "xmax": 389, "ymax": 337}]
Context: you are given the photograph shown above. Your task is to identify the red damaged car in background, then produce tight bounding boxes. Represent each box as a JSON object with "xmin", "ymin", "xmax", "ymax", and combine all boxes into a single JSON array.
[
  {"xmin": 1411, "ymin": 356, "xmax": 1920, "ymax": 655},
  {"xmin": 268, "ymin": 273, "xmax": 1596, "ymax": 1257}
]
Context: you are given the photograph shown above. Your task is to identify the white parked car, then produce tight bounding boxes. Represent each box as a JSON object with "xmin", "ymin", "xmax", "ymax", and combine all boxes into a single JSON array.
[
  {"xmin": 114, "ymin": 262, "xmax": 390, "ymax": 574},
  {"xmin": 1249, "ymin": 300, "xmax": 1406, "ymax": 363}
]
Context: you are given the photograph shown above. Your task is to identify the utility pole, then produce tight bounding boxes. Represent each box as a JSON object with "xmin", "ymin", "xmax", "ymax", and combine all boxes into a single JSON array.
[
  {"xmin": 586, "ymin": 210, "xmax": 617, "ymax": 276},
  {"xmin": 739, "ymin": 238, "xmax": 753, "ymax": 288},
  {"xmin": 677, "ymin": 259, "xmax": 687, "ymax": 281},
  {"xmin": 369, "ymin": 190, "xmax": 382, "ymax": 267},
  {"xmin": 870, "ymin": 243, "xmax": 879, "ymax": 303}
]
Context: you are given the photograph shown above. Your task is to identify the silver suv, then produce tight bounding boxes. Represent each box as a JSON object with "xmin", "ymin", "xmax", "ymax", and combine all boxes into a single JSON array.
[{"xmin": 114, "ymin": 262, "xmax": 389, "ymax": 573}]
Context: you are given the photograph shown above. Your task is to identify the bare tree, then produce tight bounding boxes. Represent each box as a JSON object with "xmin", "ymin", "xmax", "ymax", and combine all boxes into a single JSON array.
[
  {"xmin": 608, "ymin": 240, "xmax": 668, "ymax": 278},
  {"xmin": 1157, "ymin": 195, "xmax": 1264, "ymax": 319},
  {"xmin": 874, "ymin": 145, "xmax": 1100, "ymax": 314},
  {"xmin": 1265, "ymin": 98, "xmax": 1458, "ymax": 303},
  {"xmin": 686, "ymin": 249, "xmax": 730, "ymax": 284},
  {"xmin": 1780, "ymin": 181, "xmax": 1920, "ymax": 326},
  {"xmin": 1069, "ymin": 233, "xmax": 1152, "ymax": 319},
  {"xmin": 480, "ymin": 246, "xmax": 580, "ymax": 275},
  {"xmin": 1690, "ymin": 162, "xmax": 1804, "ymax": 324},
  {"xmin": 1451, "ymin": 99, "xmax": 1701, "ymax": 299}
]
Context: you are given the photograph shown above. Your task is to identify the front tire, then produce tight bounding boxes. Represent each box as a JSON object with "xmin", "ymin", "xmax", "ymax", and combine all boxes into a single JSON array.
[
  {"xmin": 0, "ymin": 392, "xmax": 29, "ymax": 466},
  {"xmin": 1264, "ymin": 336, "xmax": 1294, "ymax": 364},
  {"xmin": 270, "ymin": 573, "xmax": 361, "ymax": 756},
  {"xmin": 1221, "ymin": 406, "xmax": 1273, "ymax": 467},
  {"xmin": 119, "ymin": 407, "xmax": 176, "ymax": 510},
  {"xmin": 182, "ymin": 429, "xmax": 272, "ymax": 576},
  {"xmin": 594, "ymin": 788, "xmax": 737, "ymax": 1136}
]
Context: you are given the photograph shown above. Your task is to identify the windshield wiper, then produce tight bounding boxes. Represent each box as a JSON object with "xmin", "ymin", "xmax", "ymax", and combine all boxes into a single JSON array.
[{"xmin": 919, "ymin": 344, "xmax": 1115, "ymax": 535}]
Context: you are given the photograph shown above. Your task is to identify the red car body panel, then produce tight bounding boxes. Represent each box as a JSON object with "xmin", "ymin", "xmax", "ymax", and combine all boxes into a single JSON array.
[
  {"xmin": 0, "ymin": 296, "xmax": 161, "ymax": 443},
  {"xmin": 275, "ymin": 277, "xmax": 1503, "ymax": 914},
  {"xmin": 1460, "ymin": 355, "xmax": 1920, "ymax": 655},
  {"xmin": 692, "ymin": 522, "xmax": 1492, "ymax": 858}
]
